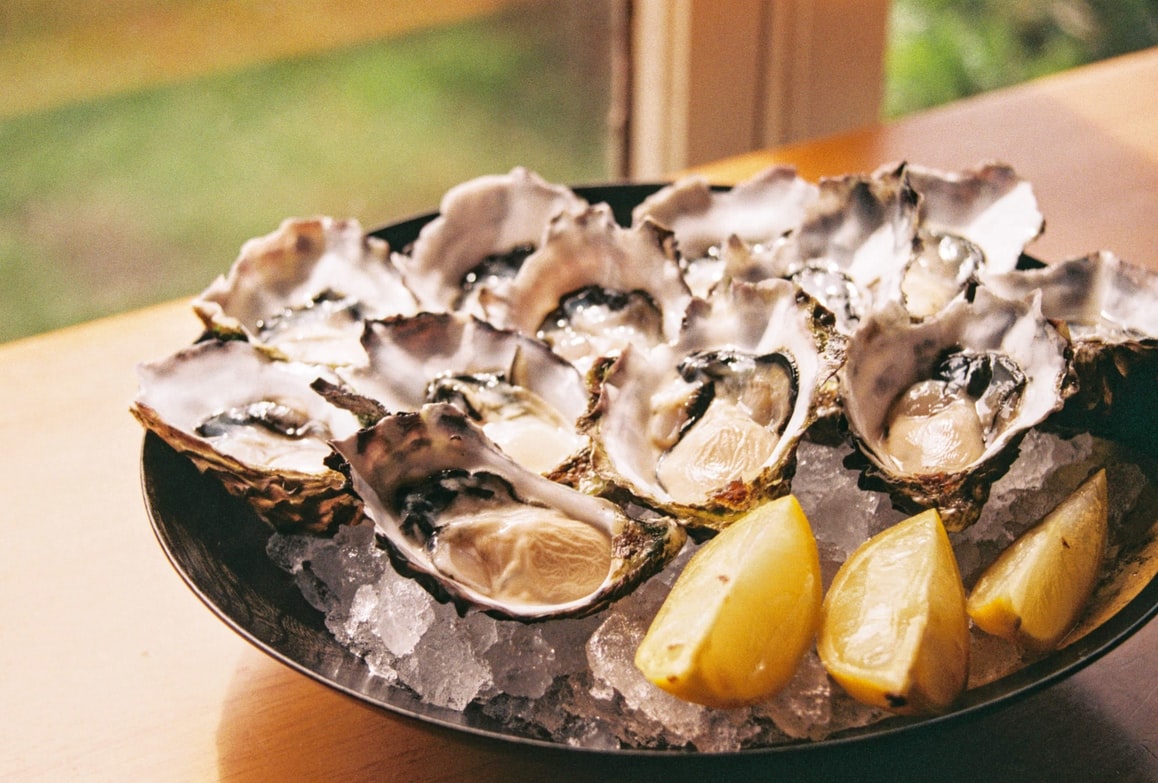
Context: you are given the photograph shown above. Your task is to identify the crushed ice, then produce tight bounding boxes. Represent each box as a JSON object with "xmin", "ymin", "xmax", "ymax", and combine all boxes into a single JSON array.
[{"xmin": 264, "ymin": 428, "xmax": 1149, "ymax": 751}]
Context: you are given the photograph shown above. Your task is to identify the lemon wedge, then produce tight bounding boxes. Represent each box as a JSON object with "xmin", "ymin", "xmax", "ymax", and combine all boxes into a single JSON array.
[
  {"xmin": 818, "ymin": 508, "xmax": 969, "ymax": 715},
  {"xmin": 634, "ymin": 495, "xmax": 822, "ymax": 709},
  {"xmin": 967, "ymin": 469, "xmax": 1108, "ymax": 654}
]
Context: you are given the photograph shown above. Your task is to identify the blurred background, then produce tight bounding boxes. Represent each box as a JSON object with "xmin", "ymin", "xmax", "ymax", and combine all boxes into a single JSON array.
[{"xmin": 2, "ymin": 0, "xmax": 1156, "ymax": 343}]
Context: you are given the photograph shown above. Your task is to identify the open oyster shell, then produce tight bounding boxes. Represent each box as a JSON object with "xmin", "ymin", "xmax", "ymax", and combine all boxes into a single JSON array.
[
  {"xmin": 984, "ymin": 250, "xmax": 1158, "ymax": 444},
  {"xmin": 132, "ymin": 339, "xmax": 363, "ymax": 533},
  {"xmin": 877, "ymin": 162, "xmax": 1044, "ymax": 320},
  {"xmin": 480, "ymin": 203, "xmax": 693, "ymax": 374},
  {"xmin": 631, "ymin": 165, "xmax": 819, "ymax": 298},
  {"xmin": 840, "ymin": 286, "xmax": 1074, "ymax": 530},
  {"xmin": 321, "ymin": 311, "xmax": 592, "ymax": 479},
  {"xmin": 583, "ymin": 278, "xmax": 846, "ymax": 531},
  {"xmin": 903, "ymin": 161, "xmax": 1044, "ymax": 275},
  {"xmin": 193, "ymin": 216, "xmax": 417, "ymax": 367},
  {"xmin": 765, "ymin": 165, "xmax": 920, "ymax": 332},
  {"xmin": 395, "ymin": 167, "xmax": 588, "ymax": 316},
  {"xmin": 330, "ymin": 403, "xmax": 686, "ymax": 621}
]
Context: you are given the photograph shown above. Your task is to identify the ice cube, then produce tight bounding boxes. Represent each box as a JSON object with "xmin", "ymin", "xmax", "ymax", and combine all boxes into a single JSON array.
[
  {"xmin": 397, "ymin": 605, "xmax": 494, "ymax": 711},
  {"xmin": 375, "ymin": 568, "xmax": 435, "ymax": 657},
  {"xmin": 793, "ymin": 440, "xmax": 904, "ymax": 559}
]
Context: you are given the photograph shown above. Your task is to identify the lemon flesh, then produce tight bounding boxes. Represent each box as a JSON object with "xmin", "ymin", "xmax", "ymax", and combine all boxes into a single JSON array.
[
  {"xmin": 967, "ymin": 469, "xmax": 1108, "ymax": 654},
  {"xmin": 634, "ymin": 495, "xmax": 822, "ymax": 709},
  {"xmin": 818, "ymin": 509, "xmax": 969, "ymax": 715}
]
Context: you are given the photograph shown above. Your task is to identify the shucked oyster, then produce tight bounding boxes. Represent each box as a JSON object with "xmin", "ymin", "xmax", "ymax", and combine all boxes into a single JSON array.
[
  {"xmin": 880, "ymin": 162, "xmax": 1043, "ymax": 320},
  {"xmin": 395, "ymin": 167, "xmax": 588, "ymax": 316},
  {"xmin": 904, "ymin": 162, "xmax": 1043, "ymax": 275},
  {"xmin": 132, "ymin": 339, "xmax": 362, "ymax": 532},
  {"xmin": 584, "ymin": 279, "xmax": 846, "ymax": 531},
  {"xmin": 764, "ymin": 166, "xmax": 920, "ymax": 332},
  {"xmin": 331, "ymin": 403, "xmax": 686, "ymax": 620},
  {"xmin": 840, "ymin": 287, "xmax": 1073, "ymax": 530},
  {"xmin": 984, "ymin": 250, "xmax": 1158, "ymax": 441},
  {"xmin": 631, "ymin": 165, "xmax": 819, "ymax": 298},
  {"xmin": 749, "ymin": 163, "xmax": 1044, "ymax": 330},
  {"xmin": 480, "ymin": 204, "xmax": 693, "ymax": 374},
  {"xmin": 322, "ymin": 311, "xmax": 592, "ymax": 478},
  {"xmin": 193, "ymin": 216, "xmax": 418, "ymax": 367}
]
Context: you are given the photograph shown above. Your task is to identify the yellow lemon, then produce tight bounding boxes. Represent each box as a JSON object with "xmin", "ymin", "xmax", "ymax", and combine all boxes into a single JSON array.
[
  {"xmin": 818, "ymin": 508, "xmax": 969, "ymax": 715},
  {"xmin": 967, "ymin": 469, "xmax": 1108, "ymax": 654},
  {"xmin": 634, "ymin": 495, "xmax": 822, "ymax": 709}
]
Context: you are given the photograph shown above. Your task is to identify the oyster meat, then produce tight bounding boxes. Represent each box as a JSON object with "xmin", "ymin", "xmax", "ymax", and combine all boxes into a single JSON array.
[
  {"xmin": 193, "ymin": 216, "xmax": 417, "ymax": 367},
  {"xmin": 132, "ymin": 339, "xmax": 362, "ymax": 532},
  {"xmin": 585, "ymin": 279, "xmax": 845, "ymax": 530},
  {"xmin": 840, "ymin": 287, "xmax": 1073, "ymax": 530},
  {"xmin": 331, "ymin": 403, "xmax": 685, "ymax": 620}
]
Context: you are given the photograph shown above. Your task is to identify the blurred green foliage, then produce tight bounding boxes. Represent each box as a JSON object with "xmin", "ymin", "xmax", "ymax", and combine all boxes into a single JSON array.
[{"xmin": 886, "ymin": 0, "xmax": 1158, "ymax": 117}]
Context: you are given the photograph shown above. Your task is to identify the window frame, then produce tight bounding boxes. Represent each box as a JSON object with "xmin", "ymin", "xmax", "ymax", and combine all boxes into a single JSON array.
[{"xmin": 624, "ymin": 0, "xmax": 889, "ymax": 178}]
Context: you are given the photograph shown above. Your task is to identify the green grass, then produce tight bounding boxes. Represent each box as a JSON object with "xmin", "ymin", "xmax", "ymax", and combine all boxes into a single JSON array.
[{"xmin": 0, "ymin": 4, "xmax": 611, "ymax": 341}]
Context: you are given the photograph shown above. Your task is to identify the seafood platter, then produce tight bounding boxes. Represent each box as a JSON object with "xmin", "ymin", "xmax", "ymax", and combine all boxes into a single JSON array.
[{"xmin": 136, "ymin": 164, "xmax": 1158, "ymax": 752}]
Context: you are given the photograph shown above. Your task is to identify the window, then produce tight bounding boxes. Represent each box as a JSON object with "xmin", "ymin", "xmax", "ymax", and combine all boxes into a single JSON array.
[{"xmin": 627, "ymin": 0, "xmax": 890, "ymax": 177}]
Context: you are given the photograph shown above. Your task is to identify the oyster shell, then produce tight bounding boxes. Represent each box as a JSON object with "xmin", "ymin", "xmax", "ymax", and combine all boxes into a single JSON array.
[
  {"xmin": 331, "ymin": 403, "xmax": 686, "ymax": 620},
  {"xmin": 193, "ymin": 216, "xmax": 417, "ymax": 366},
  {"xmin": 395, "ymin": 167, "xmax": 587, "ymax": 315},
  {"xmin": 984, "ymin": 251, "xmax": 1158, "ymax": 442},
  {"xmin": 584, "ymin": 279, "xmax": 846, "ymax": 530},
  {"xmin": 324, "ymin": 311, "xmax": 592, "ymax": 478},
  {"xmin": 480, "ymin": 204, "xmax": 693, "ymax": 374},
  {"xmin": 631, "ymin": 165, "xmax": 818, "ymax": 298},
  {"xmin": 840, "ymin": 286, "xmax": 1073, "ymax": 530},
  {"xmin": 878, "ymin": 162, "xmax": 1043, "ymax": 320},
  {"xmin": 132, "ymin": 339, "xmax": 362, "ymax": 532},
  {"xmin": 765, "ymin": 165, "xmax": 920, "ymax": 332},
  {"xmin": 904, "ymin": 162, "xmax": 1043, "ymax": 275}
]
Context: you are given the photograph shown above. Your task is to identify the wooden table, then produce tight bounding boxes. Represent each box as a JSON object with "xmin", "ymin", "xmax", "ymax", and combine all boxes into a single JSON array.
[{"xmin": 3, "ymin": 48, "xmax": 1157, "ymax": 783}]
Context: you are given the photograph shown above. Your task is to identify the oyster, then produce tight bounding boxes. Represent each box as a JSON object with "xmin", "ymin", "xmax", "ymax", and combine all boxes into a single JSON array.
[
  {"xmin": 193, "ymin": 216, "xmax": 417, "ymax": 366},
  {"xmin": 584, "ymin": 279, "xmax": 846, "ymax": 530},
  {"xmin": 880, "ymin": 162, "xmax": 1043, "ymax": 320},
  {"xmin": 984, "ymin": 250, "xmax": 1158, "ymax": 344},
  {"xmin": 323, "ymin": 312, "xmax": 592, "ymax": 478},
  {"xmin": 765, "ymin": 166, "xmax": 920, "ymax": 332},
  {"xmin": 984, "ymin": 251, "xmax": 1158, "ymax": 442},
  {"xmin": 132, "ymin": 339, "xmax": 362, "ymax": 532},
  {"xmin": 395, "ymin": 167, "xmax": 587, "ymax": 315},
  {"xmin": 840, "ymin": 286, "xmax": 1073, "ymax": 530},
  {"xmin": 904, "ymin": 162, "xmax": 1043, "ymax": 275},
  {"xmin": 480, "ymin": 204, "xmax": 693, "ymax": 374},
  {"xmin": 331, "ymin": 403, "xmax": 686, "ymax": 620},
  {"xmin": 631, "ymin": 165, "xmax": 818, "ymax": 298}
]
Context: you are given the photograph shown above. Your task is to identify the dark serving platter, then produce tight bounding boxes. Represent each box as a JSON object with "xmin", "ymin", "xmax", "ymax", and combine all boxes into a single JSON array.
[{"xmin": 142, "ymin": 183, "xmax": 1158, "ymax": 756}]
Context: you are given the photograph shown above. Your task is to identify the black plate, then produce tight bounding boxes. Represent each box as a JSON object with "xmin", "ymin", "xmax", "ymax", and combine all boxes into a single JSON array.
[{"xmin": 142, "ymin": 183, "xmax": 1158, "ymax": 755}]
